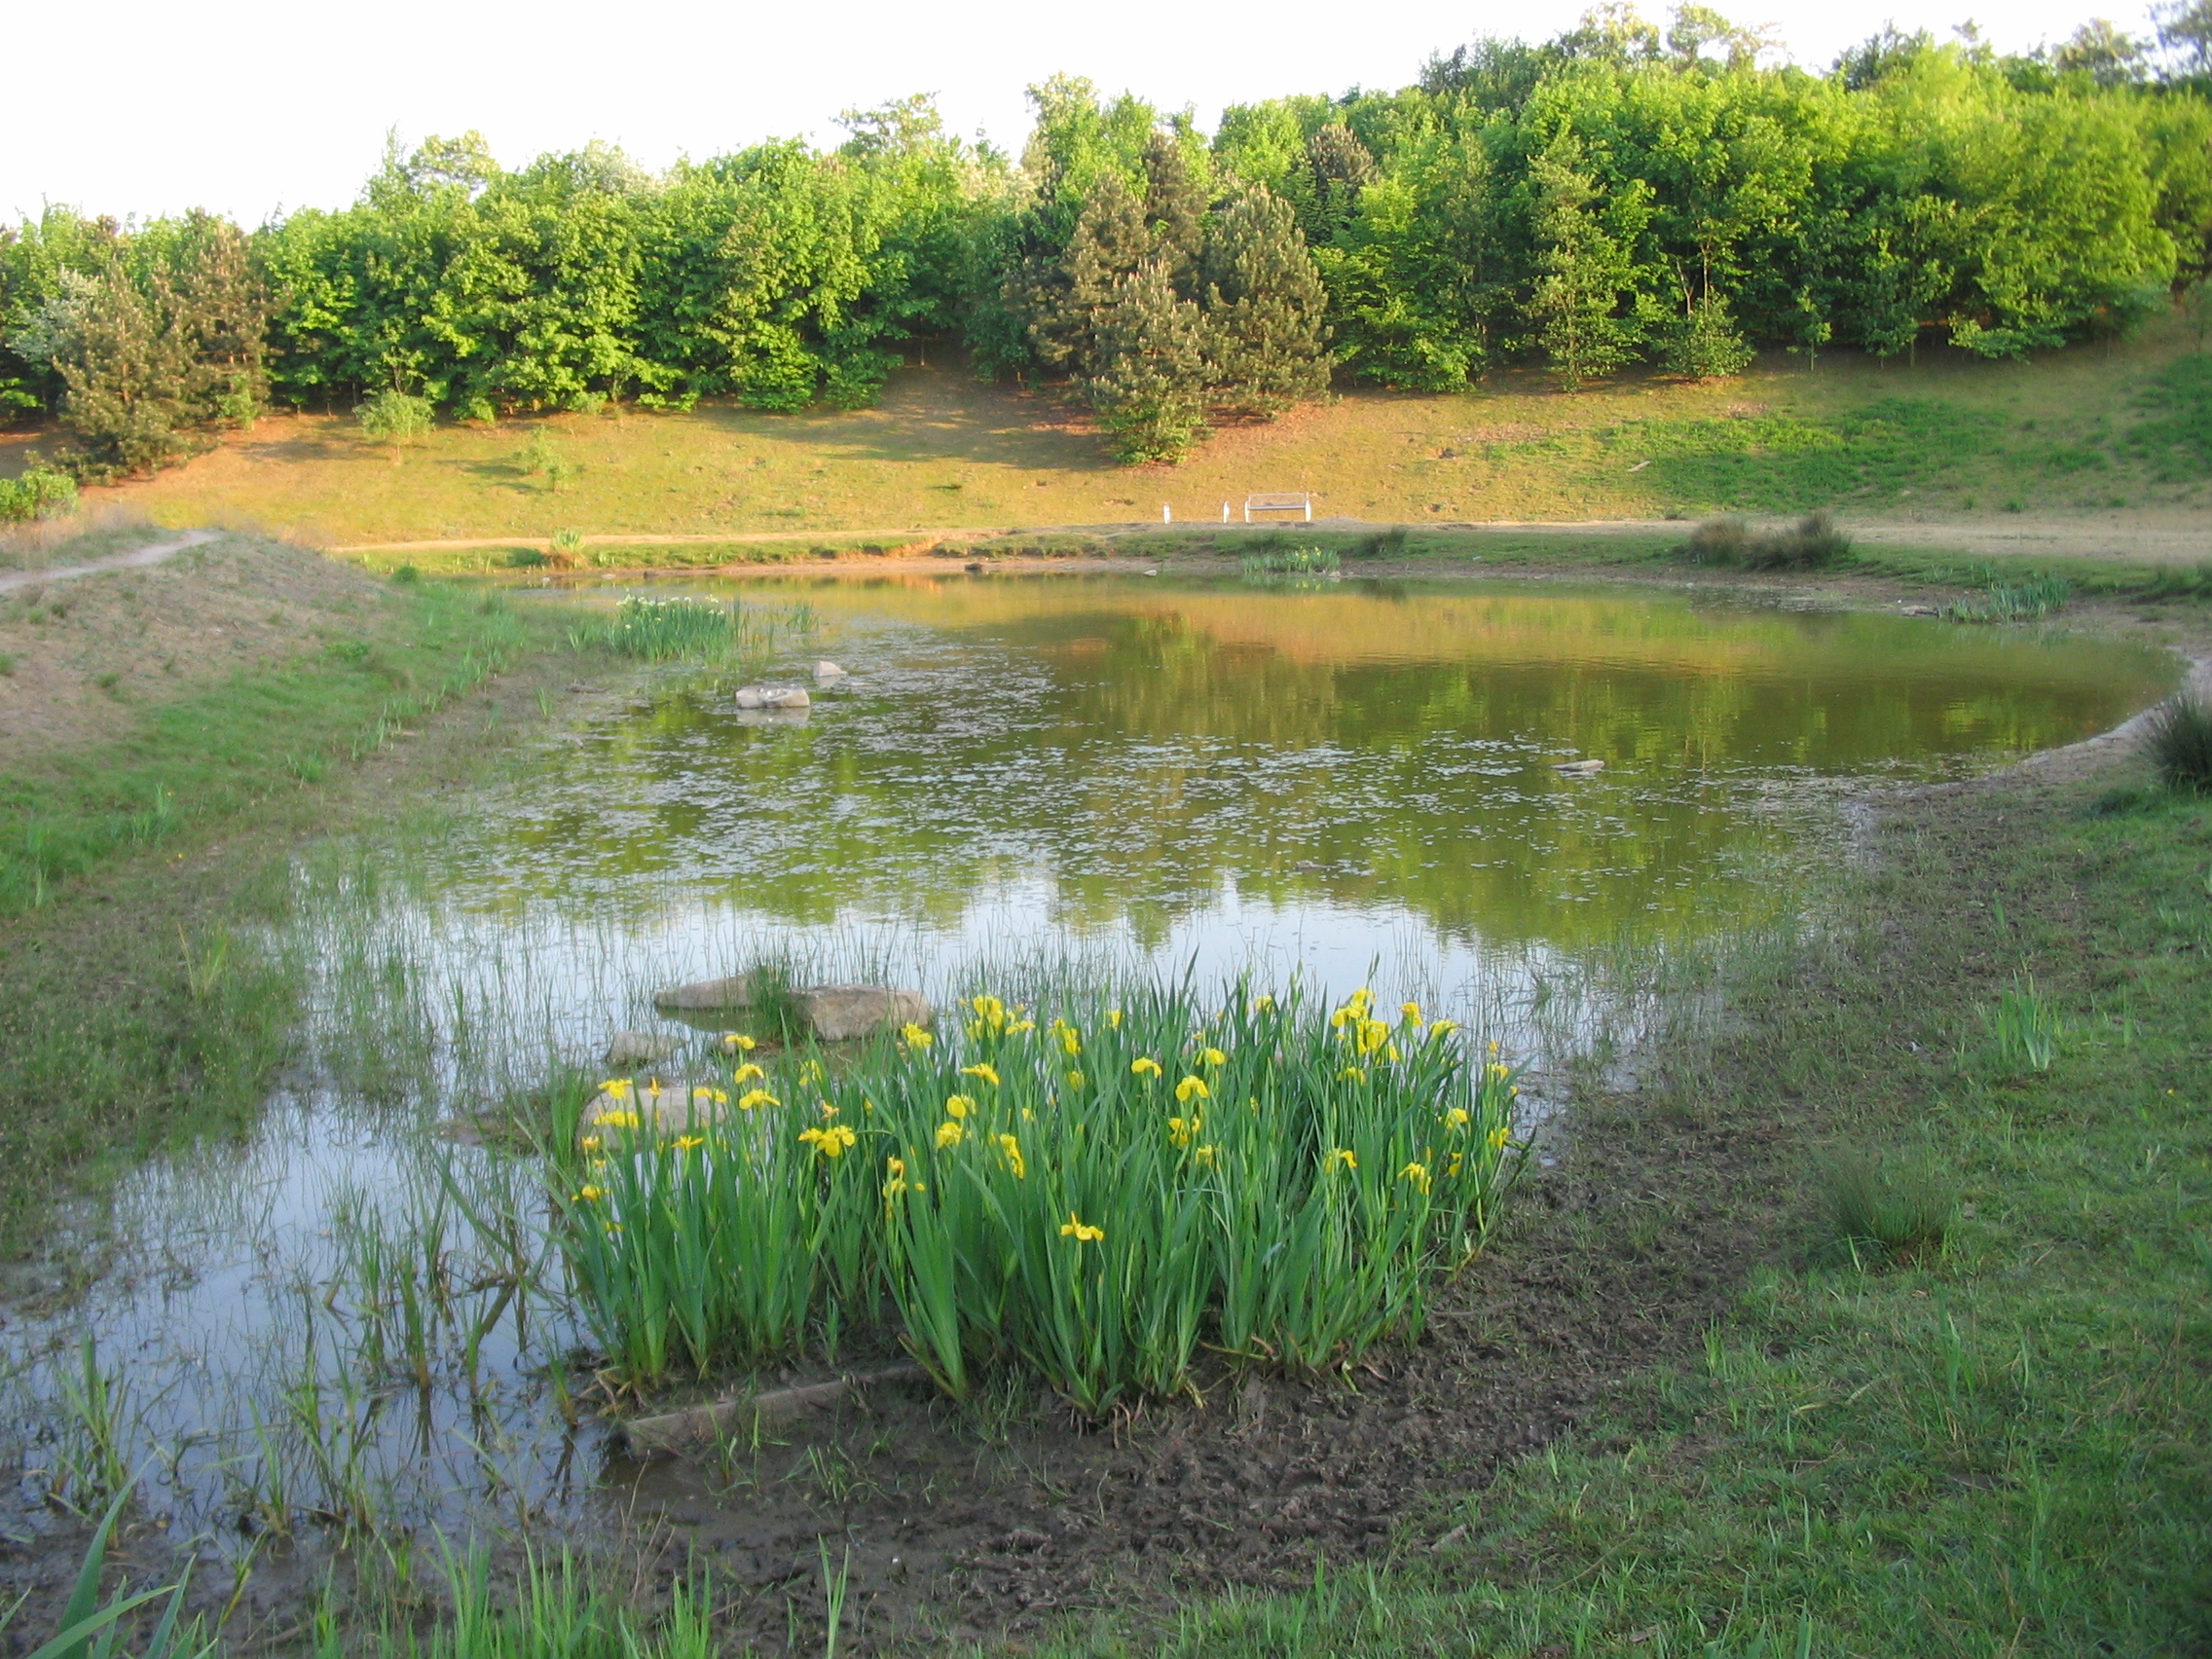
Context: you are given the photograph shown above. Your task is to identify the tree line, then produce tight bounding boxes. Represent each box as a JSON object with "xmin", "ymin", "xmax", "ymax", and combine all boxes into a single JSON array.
[{"xmin": 5, "ymin": 3, "xmax": 2211, "ymax": 473}]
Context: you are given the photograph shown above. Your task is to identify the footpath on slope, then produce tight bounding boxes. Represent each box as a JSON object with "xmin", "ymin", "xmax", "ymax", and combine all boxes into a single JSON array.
[{"xmin": 0, "ymin": 529, "xmax": 218, "ymax": 593}]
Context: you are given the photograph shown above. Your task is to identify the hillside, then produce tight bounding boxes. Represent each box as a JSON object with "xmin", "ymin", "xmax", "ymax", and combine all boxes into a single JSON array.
[{"xmin": 12, "ymin": 325, "xmax": 2204, "ymax": 555}]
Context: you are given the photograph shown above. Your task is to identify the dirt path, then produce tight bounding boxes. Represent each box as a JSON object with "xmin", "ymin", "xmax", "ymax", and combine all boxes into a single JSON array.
[
  {"xmin": 328, "ymin": 512, "xmax": 2212, "ymax": 563},
  {"xmin": 0, "ymin": 529, "xmax": 219, "ymax": 593}
]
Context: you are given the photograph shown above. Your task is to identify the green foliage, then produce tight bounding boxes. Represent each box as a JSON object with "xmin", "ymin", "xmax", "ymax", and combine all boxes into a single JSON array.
[
  {"xmin": 553, "ymin": 986, "xmax": 1525, "ymax": 1416},
  {"xmin": 0, "ymin": 466, "xmax": 77, "ymax": 522},
  {"xmin": 1982, "ymin": 976, "xmax": 2062, "ymax": 1073},
  {"xmin": 353, "ymin": 388, "xmax": 433, "ymax": 461},
  {"xmin": 2, "ymin": 35, "xmax": 2208, "ymax": 458},
  {"xmin": 2143, "ymin": 691, "xmax": 2212, "ymax": 793}
]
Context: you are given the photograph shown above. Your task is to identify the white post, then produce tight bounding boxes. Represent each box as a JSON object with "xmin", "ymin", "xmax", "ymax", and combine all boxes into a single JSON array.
[
  {"xmin": 1303, "ymin": 498, "xmax": 1311, "ymax": 522},
  {"xmin": 1162, "ymin": 503, "xmax": 1172, "ymax": 523},
  {"xmin": 1222, "ymin": 502, "xmax": 1231, "ymax": 523},
  {"xmin": 1242, "ymin": 501, "xmax": 1251, "ymax": 524}
]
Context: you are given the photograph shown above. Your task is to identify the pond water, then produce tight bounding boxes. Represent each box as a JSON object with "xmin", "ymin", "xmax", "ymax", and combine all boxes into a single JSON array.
[{"xmin": 0, "ymin": 572, "xmax": 2175, "ymax": 1561}]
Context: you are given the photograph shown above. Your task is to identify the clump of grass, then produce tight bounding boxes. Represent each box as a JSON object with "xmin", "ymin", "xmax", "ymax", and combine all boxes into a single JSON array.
[
  {"xmin": 1241, "ymin": 544, "xmax": 1342, "ymax": 577},
  {"xmin": 552, "ymin": 983, "xmax": 1527, "ymax": 1418},
  {"xmin": 1682, "ymin": 512, "xmax": 1851, "ymax": 571},
  {"xmin": 1941, "ymin": 571, "xmax": 2072, "ymax": 622},
  {"xmin": 1819, "ymin": 1150, "xmax": 1957, "ymax": 1265},
  {"xmin": 1353, "ymin": 526, "xmax": 1411, "ymax": 558},
  {"xmin": 2142, "ymin": 691, "xmax": 2212, "ymax": 794},
  {"xmin": 567, "ymin": 596, "xmax": 738, "ymax": 661},
  {"xmin": 502, "ymin": 546, "xmax": 549, "ymax": 569},
  {"xmin": 1982, "ymin": 975, "xmax": 2060, "ymax": 1074}
]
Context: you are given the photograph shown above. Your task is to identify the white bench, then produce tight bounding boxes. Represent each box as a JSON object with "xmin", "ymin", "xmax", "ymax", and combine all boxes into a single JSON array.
[{"xmin": 1241, "ymin": 492, "xmax": 1312, "ymax": 523}]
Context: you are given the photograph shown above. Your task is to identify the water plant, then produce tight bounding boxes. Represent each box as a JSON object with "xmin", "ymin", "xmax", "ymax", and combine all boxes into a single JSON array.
[
  {"xmin": 550, "ymin": 982, "xmax": 1526, "ymax": 1417},
  {"xmin": 2143, "ymin": 691, "xmax": 2212, "ymax": 794},
  {"xmin": 1941, "ymin": 571, "xmax": 2072, "ymax": 622},
  {"xmin": 1240, "ymin": 544, "xmax": 1342, "ymax": 577}
]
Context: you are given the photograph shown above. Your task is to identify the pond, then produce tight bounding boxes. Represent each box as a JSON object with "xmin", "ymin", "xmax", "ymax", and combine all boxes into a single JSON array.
[{"xmin": 0, "ymin": 572, "xmax": 2174, "ymax": 1591}]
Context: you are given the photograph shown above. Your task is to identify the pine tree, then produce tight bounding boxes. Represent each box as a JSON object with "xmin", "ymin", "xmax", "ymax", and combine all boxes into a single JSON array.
[
  {"xmin": 1086, "ymin": 260, "xmax": 1211, "ymax": 463},
  {"xmin": 1140, "ymin": 130, "xmax": 1206, "ymax": 296},
  {"xmin": 170, "ymin": 212, "xmax": 269, "ymax": 428},
  {"xmin": 1305, "ymin": 125, "xmax": 1377, "ymax": 240},
  {"xmin": 1031, "ymin": 170, "xmax": 1150, "ymax": 378},
  {"xmin": 1530, "ymin": 145, "xmax": 1644, "ymax": 389},
  {"xmin": 56, "ymin": 265, "xmax": 194, "ymax": 477},
  {"xmin": 1202, "ymin": 183, "xmax": 1332, "ymax": 416}
]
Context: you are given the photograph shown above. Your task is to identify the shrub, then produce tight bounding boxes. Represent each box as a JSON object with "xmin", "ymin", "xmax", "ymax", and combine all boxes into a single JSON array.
[
  {"xmin": 1820, "ymin": 1151, "xmax": 1956, "ymax": 1265},
  {"xmin": 1740, "ymin": 510, "xmax": 1850, "ymax": 571},
  {"xmin": 2144, "ymin": 691, "xmax": 2212, "ymax": 794},
  {"xmin": 0, "ymin": 467, "xmax": 78, "ymax": 524},
  {"xmin": 355, "ymin": 390, "xmax": 434, "ymax": 462},
  {"xmin": 1684, "ymin": 517, "xmax": 1749, "ymax": 565},
  {"xmin": 503, "ymin": 547, "xmax": 549, "ymax": 569},
  {"xmin": 1353, "ymin": 527, "xmax": 1411, "ymax": 559}
]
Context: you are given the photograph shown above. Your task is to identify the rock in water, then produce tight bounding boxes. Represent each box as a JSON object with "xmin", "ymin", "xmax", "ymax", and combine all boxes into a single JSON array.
[
  {"xmin": 653, "ymin": 973, "xmax": 758, "ymax": 1012},
  {"xmin": 795, "ymin": 985, "xmax": 932, "ymax": 1042},
  {"xmin": 579, "ymin": 1077, "xmax": 730, "ymax": 1145},
  {"xmin": 1553, "ymin": 758, "xmax": 1605, "ymax": 777},
  {"xmin": 813, "ymin": 660, "xmax": 847, "ymax": 681},
  {"xmin": 734, "ymin": 685, "xmax": 811, "ymax": 710},
  {"xmin": 603, "ymin": 1029, "xmax": 684, "ymax": 1067}
]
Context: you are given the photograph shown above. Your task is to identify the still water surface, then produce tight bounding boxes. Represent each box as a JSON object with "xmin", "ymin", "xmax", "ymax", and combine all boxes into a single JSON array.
[{"xmin": 2, "ymin": 573, "xmax": 2174, "ymax": 1550}]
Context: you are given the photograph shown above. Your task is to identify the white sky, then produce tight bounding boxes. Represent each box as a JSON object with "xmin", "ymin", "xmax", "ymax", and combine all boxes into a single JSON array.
[{"xmin": 4, "ymin": 0, "xmax": 2157, "ymax": 226}]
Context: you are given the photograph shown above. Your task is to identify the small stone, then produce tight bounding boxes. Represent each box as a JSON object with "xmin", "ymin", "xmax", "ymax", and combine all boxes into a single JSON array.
[
  {"xmin": 1553, "ymin": 757, "xmax": 1605, "ymax": 776},
  {"xmin": 603, "ymin": 1029, "xmax": 683, "ymax": 1068},
  {"xmin": 653, "ymin": 974, "xmax": 757, "ymax": 1012},
  {"xmin": 795, "ymin": 985, "xmax": 932, "ymax": 1042},
  {"xmin": 813, "ymin": 660, "xmax": 847, "ymax": 681},
  {"xmin": 735, "ymin": 685, "xmax": 810, "ymax": 710}
]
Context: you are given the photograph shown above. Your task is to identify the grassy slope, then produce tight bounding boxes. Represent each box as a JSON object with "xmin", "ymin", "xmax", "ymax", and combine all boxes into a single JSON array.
[
  {"xmin": 1031, "ymin": 755, "xmax": 2212, "ymax": 1655},
  {"xmin": 58, "ymin": 324, "xmax": 2212, "ymax": 550},
  {"xmin": 0, "ymin": 552, "xmax": 576, "ymax": 1245}
]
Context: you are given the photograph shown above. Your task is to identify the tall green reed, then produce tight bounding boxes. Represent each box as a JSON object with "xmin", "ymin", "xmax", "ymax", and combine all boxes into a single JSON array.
[{"xmin": 550, "ymin": 981, "xmax": 1527, "ymax": 1417}]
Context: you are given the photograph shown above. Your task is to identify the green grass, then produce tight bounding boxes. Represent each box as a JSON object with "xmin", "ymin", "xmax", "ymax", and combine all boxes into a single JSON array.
[
  {"xmin": 1020, "ymin": 765, "xmax": 2212, "ymax": 1657},
  {"xmin": 95, "ymin": 324, "xmax": 2212, "ymax": 545},
  {"xmin": 555, "ymin": 988, "xmax": 1524, "ymax": 1417},
  {"xmin": 0, "ymin": 579, "xmax": 526, "ymax": 912}
]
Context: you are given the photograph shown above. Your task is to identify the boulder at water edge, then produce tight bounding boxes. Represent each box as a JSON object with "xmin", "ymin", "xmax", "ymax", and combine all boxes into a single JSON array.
[
  {"xmin": 603, "ymin": 1029, "xmax": 684, "ymax": 1067},
  {"xmin": 735, "ymin": 685, "xmax": 810, "ymax": 710},
  {"xmin": 653, "ymin": 973, "xmax": 758, "ymax": 1012},
  {"xmin": 794, "ymin": 985, "xmax": 933, "ymax": 1042},
  {"xmin": 579, "ymin": 1077, "xmax": 729, "ymax": 1145}
]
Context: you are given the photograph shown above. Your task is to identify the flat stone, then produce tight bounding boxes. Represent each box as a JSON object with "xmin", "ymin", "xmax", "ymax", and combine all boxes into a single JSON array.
[
  {"xmin": 734, "ymin": 685, "xmax": 810, "ymax": 710},
  {"xmin": 1552, "ymin": 758, "xmax": 1604, "ymax": 777},
  {"xmin": 579, "ymin": 1077, "xmax": 729, "ymax": 1145},
  {"xmin": 653, "ymin": 973, "xmax": 758, "ymax": 1012},
  {"xmin": 813, "ymin": 660, "xmax": 847, "ymax": 681},
  {"xmin": 795, "ymin": 985, "xmax": 932, "ymax": 1042},
  {"xmin": 603, "ymin": 1029, "xmax": 684, "ymax": 1067}
]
